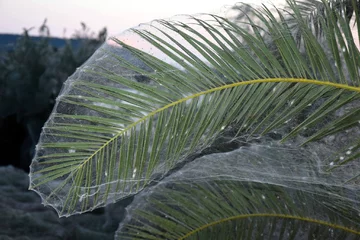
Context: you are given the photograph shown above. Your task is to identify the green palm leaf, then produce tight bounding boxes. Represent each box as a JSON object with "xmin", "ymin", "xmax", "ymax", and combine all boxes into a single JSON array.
[
  {"xmin": 29, "ymin": 0, "xmax": 360, "ymax": 223},
  {"xmin": 116, "ymin": 143, "xmax": 360, "ymax": 239}
]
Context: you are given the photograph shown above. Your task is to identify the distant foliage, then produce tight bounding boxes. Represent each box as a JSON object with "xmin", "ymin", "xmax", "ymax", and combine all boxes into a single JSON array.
[{"xmin": 0, "ymin": 20, "xmax": 107, "ymax": 171}]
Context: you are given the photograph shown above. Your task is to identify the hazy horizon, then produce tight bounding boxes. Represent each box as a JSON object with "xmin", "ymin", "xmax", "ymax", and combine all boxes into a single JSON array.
[{"xmin": 1, "ymin": 0, "xmax": 263, "ymax": 38}]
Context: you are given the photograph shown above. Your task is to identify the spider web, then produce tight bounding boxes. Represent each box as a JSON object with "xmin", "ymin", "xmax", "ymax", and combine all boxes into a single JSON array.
[{"xmin": 27, "ymin": 3, "xmax": 360, "ymax": 237}]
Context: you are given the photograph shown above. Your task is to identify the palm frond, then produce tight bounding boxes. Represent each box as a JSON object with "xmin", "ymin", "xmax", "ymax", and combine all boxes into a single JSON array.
[
  {"xmin": 116, "ymin": 143, "xmax": 360, "ymax": 239},
  {"xmin": 29, "ymin": 0, "xmax": 360, "ymax": 218},
  {"xmin": 285, "ymin": 0, "xmax": 360, "ymax": 44}
]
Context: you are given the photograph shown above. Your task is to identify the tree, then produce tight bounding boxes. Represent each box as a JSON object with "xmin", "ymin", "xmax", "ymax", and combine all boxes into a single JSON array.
[
  {"xmin": 0, "ymin": 21, "xmax": 107, "ymax": 171},
  {"xmin": 29, "ymin": 0, "xmax": 360, "ymax": 239}
]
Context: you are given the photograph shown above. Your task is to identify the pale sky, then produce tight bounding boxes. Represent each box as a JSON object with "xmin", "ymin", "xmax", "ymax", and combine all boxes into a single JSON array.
[{"xmin": 0, "ymin": 0, "xmax": 264, "ymax": 38}]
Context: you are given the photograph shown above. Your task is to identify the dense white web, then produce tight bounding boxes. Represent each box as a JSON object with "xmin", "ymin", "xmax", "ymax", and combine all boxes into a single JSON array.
[{"xmin": 28, "ymin": 2, "xmax": 360, "ymax": 238}]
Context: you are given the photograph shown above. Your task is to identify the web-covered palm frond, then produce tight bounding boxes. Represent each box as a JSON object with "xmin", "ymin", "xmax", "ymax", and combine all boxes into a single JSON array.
[
  {"xmin": 294, "ymin": 0, "xmax": 359, "ymax": 24},
  {"xmin": 29, "ymin": 0, "xmax": 360, "ymax": 229},
  {"xmin": 119, "ymin": 182, "xmax": 360, "ymax": 239},
  {"xmin": 116, "ymin": 143, "xmax": 360, "ymax": 239},
  {"xmin": 287, "ymin": 0, "xmax": 360, "ymax": 45}
]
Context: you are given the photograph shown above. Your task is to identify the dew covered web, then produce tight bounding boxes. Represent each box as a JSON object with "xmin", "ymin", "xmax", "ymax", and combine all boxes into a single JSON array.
[{"xmin": 28, "ymin": 1, "xmax": 360, "ymax": 239}]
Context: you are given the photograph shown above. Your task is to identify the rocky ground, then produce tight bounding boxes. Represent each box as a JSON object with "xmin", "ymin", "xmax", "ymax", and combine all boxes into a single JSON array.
[{"xmin": 0, "ymin": 166, "xmax": 132, "ymax": 240}]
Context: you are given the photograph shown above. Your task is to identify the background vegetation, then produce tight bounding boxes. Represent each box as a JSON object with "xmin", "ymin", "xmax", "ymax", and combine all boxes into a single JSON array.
[{"xmin": 0, "ymin": 21, "xmax": 107, "ymax": 171}]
